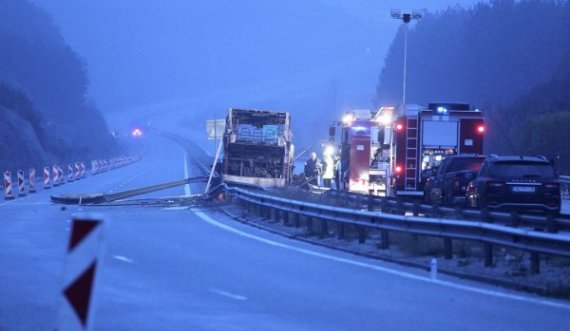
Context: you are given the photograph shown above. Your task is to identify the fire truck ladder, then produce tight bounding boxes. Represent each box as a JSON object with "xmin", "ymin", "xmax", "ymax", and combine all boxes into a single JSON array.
[{"xmin": 405, "ymin": 116, "xmax": 418, "ymax": 190}]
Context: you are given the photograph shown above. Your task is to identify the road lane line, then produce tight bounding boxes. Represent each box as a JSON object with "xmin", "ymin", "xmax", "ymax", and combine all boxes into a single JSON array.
[
  {"xmin": 209, "ymin": 289, "xmax": 248, "ymax": 301},
  {"xmin": 184, "ymin": 153, "xmax": 192, "ymax": 196},
  {"xmin": 191, "ymin": 209, "xmax": 570, "ymax": 311},
  {"xmin": 113, "ymin": 255, "xmax": 134, "ymax": 264},
  {"xmin": 162, "ymin": 207, "xmax": 190, "ymax": 211}
]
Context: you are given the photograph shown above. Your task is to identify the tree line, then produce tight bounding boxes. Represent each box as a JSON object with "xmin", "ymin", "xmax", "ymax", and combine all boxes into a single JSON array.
[{"xmin": 376, "ymin": 0, "xmax": 570, "ymax": 171}]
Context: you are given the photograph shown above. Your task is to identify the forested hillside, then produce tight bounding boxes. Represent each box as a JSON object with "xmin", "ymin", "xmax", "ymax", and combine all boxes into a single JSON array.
[
  {"xmin": 0, "ymin": 0, "xmax": 113, "ymax": 170},
  {"xmin": 376, "ymin": 0, "xmax": 570, "ymax": 168}
]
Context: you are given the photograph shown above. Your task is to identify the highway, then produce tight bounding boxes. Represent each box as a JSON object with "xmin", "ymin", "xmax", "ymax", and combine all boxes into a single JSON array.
[{"xmin": 1, "ymin": 134, "xmax": 570, "ymax": 331}]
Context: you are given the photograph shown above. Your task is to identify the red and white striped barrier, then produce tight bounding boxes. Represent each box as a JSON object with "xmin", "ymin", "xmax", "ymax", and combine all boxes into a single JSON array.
[
  {"xmin": 80, "ymin": 162, "xmax": 86, "ymax": 178},
  {"xmin": 68, "ymin": 164, "xmax": 75, "ymax": 182},
  {"xmin": 17, "ymin": 169, "xmax": 26, "ymax": 197},
  {"xmin": 58, "ymin": 166, "xmax": 64, "ymax": 185},
  {"xmin": 53, "ymin": 165, "xmax": 60, "ymax": 187},
  {"xmin": 56, "ymin": 217, "xmax": 103, "ymax": 331},
  {"xmin": 91, "ymin": 161, "xmax": 98, "ymax": 175},
  {"xmin": 74, "ymin": 163, "xmax": 81, "ymax": 180},
  {"xmin": 4, "ymin": 171, "xmax": 14, "ymax": 200},
  {"xmin": 29, "ymin": 168, "xmax": 37, "ymax": 193},
  {"xmin": 44, "ymin": 166, "xmax": 51, "ymax": 189}
]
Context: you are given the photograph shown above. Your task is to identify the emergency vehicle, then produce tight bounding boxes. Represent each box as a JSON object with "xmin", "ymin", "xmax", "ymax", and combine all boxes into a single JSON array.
[
  {"xmin": 329, "ymin": 103, "xmax": 485, "ymax": 197},
  {"xmin": 393, "ymin": 103, "xmax": 485, "ymax": 196}
]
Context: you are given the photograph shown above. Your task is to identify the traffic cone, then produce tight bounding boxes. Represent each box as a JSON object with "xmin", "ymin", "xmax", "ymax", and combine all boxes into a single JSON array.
[
  {"xmin": 29, "ymin": 168, "xmax": 37, "ymax": 193},
  {"xmin": 4, "ymin": 171, "xmax": 14, "ymax": 200},
  {"xmin": 17, "ymin": 169, "xmax": 26, "ymax": 197}
]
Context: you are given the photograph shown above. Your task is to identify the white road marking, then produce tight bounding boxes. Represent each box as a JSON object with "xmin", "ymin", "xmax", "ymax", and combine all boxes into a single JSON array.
[
  {"xmin": 162, "ymin": 207, "xmax": 190, "ymax": 211},
  {"xmin": 113, "ymin": 255, "xmax": 134, "ymax": 264},
  {"xmin": 183, "ymin": 153, "xmax": 192, "ymax": 196},
  {"xmin": 209, "ymin": 288, "xmax": 248, "ymax": 301},
  {"xmin": 191, "ymin": 209, "xmax": 570, "ymax": 311}
]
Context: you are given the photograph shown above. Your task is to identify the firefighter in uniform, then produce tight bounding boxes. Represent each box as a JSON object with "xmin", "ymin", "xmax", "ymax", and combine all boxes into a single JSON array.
[
  {"xmin": 322, "ymin": 151, "xmax": 335, "ymax": 188},
  {"xmin": 304, "ymin": 152, "xmax": 322, "ymax": 186}
]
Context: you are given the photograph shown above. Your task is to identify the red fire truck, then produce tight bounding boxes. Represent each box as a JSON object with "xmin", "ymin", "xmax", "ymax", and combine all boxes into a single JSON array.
[
  {"xmin": 329, "ymin": 103, "xmax": 485, "ymax": 197},
  {"xmin": 392, "ymin": 103, "xmax": 485, "ymax": 196}
]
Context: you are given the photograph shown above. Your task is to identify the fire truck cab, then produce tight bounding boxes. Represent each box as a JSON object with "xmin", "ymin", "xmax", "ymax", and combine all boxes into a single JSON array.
[
  {"xmin": 330, "ymin": 109, "xmax": 392, "ymax": 196},
  {"xmin": 392, "ymin": 103, "xmax": 485, "ymax": 196}
]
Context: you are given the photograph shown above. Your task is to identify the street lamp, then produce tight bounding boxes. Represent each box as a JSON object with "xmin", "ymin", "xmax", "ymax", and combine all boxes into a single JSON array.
[{"xmin": 391, "ymin": 10, "xmax": 423, "ymax": 112}]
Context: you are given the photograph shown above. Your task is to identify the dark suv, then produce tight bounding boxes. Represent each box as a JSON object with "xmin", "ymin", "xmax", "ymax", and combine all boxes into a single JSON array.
[
  {"xmin": 466, "ymin": 155, "xmax": 560, "ymax": 214},
  {"xmin": 424, "ymin": 155, "xmax": 485, "ymax": 205}
]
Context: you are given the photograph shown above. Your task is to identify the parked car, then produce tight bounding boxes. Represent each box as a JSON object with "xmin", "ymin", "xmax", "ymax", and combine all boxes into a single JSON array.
[
  {"xmin": 424, "ymin": 155, "xmax": 485, "ymax": 205},
  {"xmin": 466, "ymin": 155, "xmax": 560, "ymax": 214}
]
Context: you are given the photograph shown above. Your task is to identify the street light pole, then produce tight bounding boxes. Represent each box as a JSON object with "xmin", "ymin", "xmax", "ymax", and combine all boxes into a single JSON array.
[{"xmin": 391, "ymin": 10, "xmax": 423, "ymax": 112}]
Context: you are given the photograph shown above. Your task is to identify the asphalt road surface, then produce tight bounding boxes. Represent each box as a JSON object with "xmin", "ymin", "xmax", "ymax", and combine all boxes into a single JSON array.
[{"xmin": 1, "ymin": 134, "xmax": 570, "ymax": 331}]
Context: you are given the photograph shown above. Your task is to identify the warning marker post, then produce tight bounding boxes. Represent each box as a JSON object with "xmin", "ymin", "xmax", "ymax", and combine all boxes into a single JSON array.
[
  {"xmin": 29, "ymin": 168, "xmax": 37, "ymax": 193},
  {"xmin": 44, "ymin": 166, "xmax": 51, "ymax": 189},
  {"xmin": 4, "ymin": 171, "xmax": 14, "ymax": 199},
  {"xmin": 53, "ymin": 165, "xmax": 60, "ymax": 187},
  {"xmin": 56, "ymin": 216, "xmax": 104, "ymax": 331},
  {"xmin": 17, "ymin": 169, "xmax": 26, "ymax": 197}
]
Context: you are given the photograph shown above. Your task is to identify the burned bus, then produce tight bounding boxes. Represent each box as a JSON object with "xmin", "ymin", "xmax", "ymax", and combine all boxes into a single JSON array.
[{"xmin": 221, "ymin": 108, "xmax": 294, "ymax": 188}]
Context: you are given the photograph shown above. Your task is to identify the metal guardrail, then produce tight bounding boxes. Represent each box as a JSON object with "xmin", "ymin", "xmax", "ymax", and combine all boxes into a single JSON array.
[
  {"xmin": 222, "ymin": 185, "xmax": 570, "ymax": 274},
  {"xmin": 323, "ymin": 190, "xmax": 570, "ymax": 232}
]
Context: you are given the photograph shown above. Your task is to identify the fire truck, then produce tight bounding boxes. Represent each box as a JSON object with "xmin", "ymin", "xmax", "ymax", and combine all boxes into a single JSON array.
[
  {"xmin": 329, "ymin": 103, "xmax": 485, "ymax": 197},
  {"xmin": 392, "ymin": 103, "xmax": 485, "ymax": 196}
]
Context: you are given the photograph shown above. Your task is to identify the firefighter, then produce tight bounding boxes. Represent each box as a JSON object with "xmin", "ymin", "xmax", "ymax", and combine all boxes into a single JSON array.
[
  {"xmin": 322, "ymin": 149, "xmax": 335, "ymax": 188},
  {"xmin": 333, "ymin": 154, "xmax": 341, "ymax": 190},
  {"xmin": 304, "ymin": 152, "xmax": 322, "ymax": 186}
]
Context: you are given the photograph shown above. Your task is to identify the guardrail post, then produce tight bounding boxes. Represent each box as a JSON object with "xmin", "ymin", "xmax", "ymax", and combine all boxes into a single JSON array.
[
  {"xmin": 306, "ymin": 216, "xmax": 314, "ymax": 234},
  {"xmin": 337, "ymin": 223, "xmax": 345, "ymax": 239},
  {"xmin": 320, "ymin": 219, "xmax": 328, "ymax": 238},
  {"xmin": 283, "ymin": 211, "xmax": 289, "ymax": 226},
  {"xmin": 509, "ymin": 211, "xmax": 520, "ymax": 227},
  {"xmin": 358, "ymin": 226, "xmax": 367, "ymax": 244},
  {"xmin": 241, "ymin": 200, "xmax": 247, "ymax": 217},
  {"xmin": 454, "ymin": 205, "xmax": 463, "ymax": 219},
  {"xmin": 431, "ymin": 203, "xmax": 441, "ymax": 217},
  {"xmin": 396, "ymin": 199, "xmax": 405, "ymax": 215},
  {"xmin": 379, "ymin": 230, "xmax": 389, "ymax": 249},
  {"xmin": 546, "ymin": 214, "xmax": 558, "ymax": 233},
  {"xmin": 481, "ymin": 208, "xmax": 492, "ymax": 223},
  {"xmin": 380, "ymin": 199, "xmax": 388, "ymax": 213},
  {"xmin": 413, "ymin": 201, "xmax": 420, "ymax": 217},
  {"xmin": 367, "ymin": 195, "xmax": 374, "ymax": 212},
  {"xmin": 530, "ymin": 252, "xmax": 540, "ymax": 274},
  {"xmin": 443, "ymin": 238, "xmax": 453, "ymax": 259},
  {"xmin": 273, "ymin": 208, "xmax": 280, "ymax": 222},
  {"xmin": 484, "ymin": 244, "xmax": 493, "ymax": 267},
  {"xmin": 294, "ymin": 212, "xmax": 301, "ymax": 228}
]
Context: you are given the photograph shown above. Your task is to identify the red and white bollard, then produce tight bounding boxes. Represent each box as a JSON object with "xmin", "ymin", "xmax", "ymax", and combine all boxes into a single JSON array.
[
  {"xmin": 58, "ymin": 166, "xmax": 64, "ymax": 185},
  {"xmin": 68, "ymin": 164, "xmax": 75, "ymax": 182},
  {"xmin": 44, "ymin": 166, "xmax": 51, "ymax": 189},
  {"xmin": 4, "ymin": 171, "xmax": 14, "ymax": 200},
  {"xmin": 17, "ymin": 169, "xmax": 26, "ymax": 197},
  {"xmin": 91, "ymin": 160, "xmax": 98, "ymax": 175},
  {"xmin": 53, "ymin": 165, "xmax": 60, "ymax": 187},
  {"xmin": 80, "ymin": 162, "xmax": 86, "ymax": 178},
  {"xmin": 29, "ymin": 168, "xmax": 37, "ymax": 193},
  {"xmin": 74, "ymin": 162, "xmax": 81, "ymax": 180}
]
